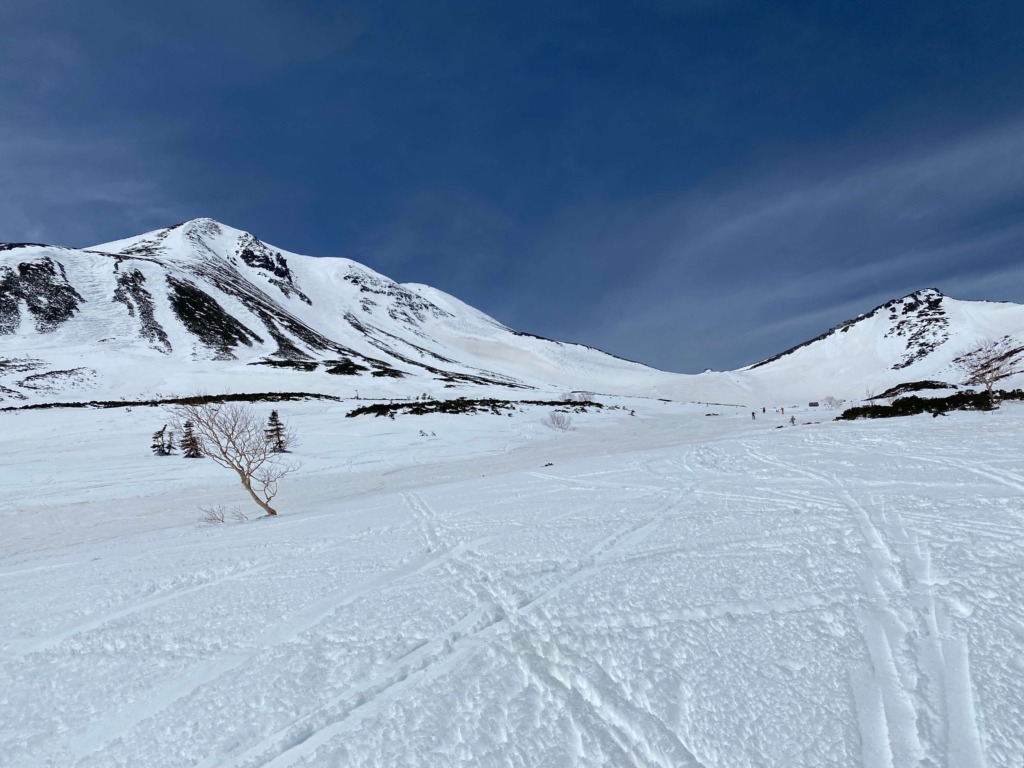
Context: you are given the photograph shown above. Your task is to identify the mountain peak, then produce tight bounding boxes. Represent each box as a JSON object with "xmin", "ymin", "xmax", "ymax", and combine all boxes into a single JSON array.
[
  {"xmin": 905, "ymin": 287, "xmax": 943, "ymax": 300},
  {"xmin": 749, "ymin": 286, "xmax": 950, "ymax": 371},
  {"xmin": 172, "ymin": 217, "xmax": 220, "ymax": 235}
]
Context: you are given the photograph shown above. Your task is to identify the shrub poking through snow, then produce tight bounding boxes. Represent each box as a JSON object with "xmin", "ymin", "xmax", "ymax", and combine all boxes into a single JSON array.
[
  {"xmin": 545, "ymin": 410, "xmax": 573, "ymax": 431},
  {"xmin": 837, "ymin": 389, "xmax": 1024, "ymax": 420},
  {"xmin": 346, "ymin": 397, "xmax": 601, "ymax": 419},
  {"xmin": 198, "ymin": 505, "xmax": 248, "ymax": 525}
]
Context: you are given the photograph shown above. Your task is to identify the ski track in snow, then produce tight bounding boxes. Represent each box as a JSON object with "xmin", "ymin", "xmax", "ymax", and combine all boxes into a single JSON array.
[
  {"xmin": 219, "ymin": 474, "xmax": 694, "ymax": 768},
  {"xmin": 742, "ymin": 444, "xmax": 998, "ymax": 768},
  {"xmin": 2, "ymin": 403, "xmax": 1023, "ymax": 766}
]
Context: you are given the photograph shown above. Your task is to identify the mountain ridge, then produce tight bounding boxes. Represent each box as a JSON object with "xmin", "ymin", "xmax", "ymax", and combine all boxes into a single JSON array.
[
  {"xmin": 3, "ymin": 217, "xmax": 1024, "ymax": 405},
  {"xmin": 0, "ymin": 219, "xmax": 662, "ymax": 403}
]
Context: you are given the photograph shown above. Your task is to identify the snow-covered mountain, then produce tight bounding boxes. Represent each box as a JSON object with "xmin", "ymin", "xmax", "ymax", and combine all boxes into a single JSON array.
[
  {"xmin": 740, "ymin": 288, "xmax": 1024, "ymax": 403},
  {"xmin": 0, "ymin": 219, "xmax": 661, "ymax": 403},
  {"xmin": 2, "ymin": 217, "xmax": 1024, "ymax": 405}
]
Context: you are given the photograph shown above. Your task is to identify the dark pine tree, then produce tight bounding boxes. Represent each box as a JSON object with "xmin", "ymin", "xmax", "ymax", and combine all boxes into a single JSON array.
[
  {"xmin": 151, "ymin": 425, "xmax": 174, "ymax": 456},
  {"xmin": 265, "ymin": 410, "xmax": 288, "ymax": 453},
  {"xmin": 180, "ymin": 420, "xmax": 203, "ymax": 458}
]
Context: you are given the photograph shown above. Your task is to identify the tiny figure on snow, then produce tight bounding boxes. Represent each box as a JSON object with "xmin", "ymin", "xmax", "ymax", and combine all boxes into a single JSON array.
[
  {"xmin": 781, "ymin": 407, "xmax": 785, "ymax": 415},
  {"xmin": 789, "ymin": 416, "xmax": 796, "ymax": 426},
  {"xmin": 751, "ymin": 411, "xmax": 756, "ymax": 420}
]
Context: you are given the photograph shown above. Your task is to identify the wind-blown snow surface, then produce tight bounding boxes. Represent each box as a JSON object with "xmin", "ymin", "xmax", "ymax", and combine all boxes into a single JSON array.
[{"xmin": 3, "ymin": 401, "xmax": 1023, "ymax": 767}]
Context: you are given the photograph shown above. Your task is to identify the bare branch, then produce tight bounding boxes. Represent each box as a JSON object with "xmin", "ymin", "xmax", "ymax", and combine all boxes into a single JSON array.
[
  {"xmin": 951, "ymin": 337, "xmax": 1024, "ymax": 405},
  {"xmin": 545, "ymin": 410, "xmax": 573, "ymax": 431},
  {"xmin": 166, "ymin": 399, "xmax": 300, "ymax": 516}
]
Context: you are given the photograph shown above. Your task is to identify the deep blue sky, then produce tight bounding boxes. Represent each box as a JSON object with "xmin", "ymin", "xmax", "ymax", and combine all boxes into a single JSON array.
[{"xmin": 4, "ymin": 1, "xmax": 1024, "ymax": 371}]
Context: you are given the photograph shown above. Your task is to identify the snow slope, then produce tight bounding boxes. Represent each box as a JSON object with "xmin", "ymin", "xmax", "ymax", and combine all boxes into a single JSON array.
[
  {"xmin": 4, "ymin": 218, "xmax": 1024, "ymax": 406},
  {"xmin": 0, "ymin": 219, "xmax": 673, "ymax": 404},
  {"xmin": 740, "ymin": 289, "xmax": 1024, "ymax": 403},
  {"xmin": 2, "ymin": 399, "xmax": 1023, "ymax": 766}
]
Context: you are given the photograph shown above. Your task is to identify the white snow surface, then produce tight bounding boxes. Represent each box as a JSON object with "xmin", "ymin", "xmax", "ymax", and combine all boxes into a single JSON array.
[{"xmin": 3, "ymin": 397, "xmax": 1023, "ymax": 767}]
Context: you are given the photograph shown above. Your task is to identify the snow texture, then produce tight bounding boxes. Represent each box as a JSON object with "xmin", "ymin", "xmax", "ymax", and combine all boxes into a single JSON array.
[
  {"xmin": 2, "ymin": 398, "xmax": 1023, "ymax": 767},
  {"xmin": 2, "ymin": 218, "xmax": 1024, "ymax": 766}
]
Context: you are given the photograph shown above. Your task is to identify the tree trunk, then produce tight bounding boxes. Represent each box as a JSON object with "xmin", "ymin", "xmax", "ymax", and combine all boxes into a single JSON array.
[{"xmin": 240, "ymin": 474, "xmax": 278, "ymax": 516}]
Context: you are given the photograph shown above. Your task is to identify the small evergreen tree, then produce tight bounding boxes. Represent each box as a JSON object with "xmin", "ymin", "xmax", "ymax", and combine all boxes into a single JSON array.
[
  {"xmin": 151, "ymin": 424, "xmax": 175, "ymax": 456},
  {"xmin": 265, "ymin": 410, "xmax": 289, "ymax": 453},
  {"xmin": 151, "ymin": 425, "xmax": 167, "ymax": 456},
  {"xmin": 180, "ymin": 420, "xmax": 203, "ymax": 458}
]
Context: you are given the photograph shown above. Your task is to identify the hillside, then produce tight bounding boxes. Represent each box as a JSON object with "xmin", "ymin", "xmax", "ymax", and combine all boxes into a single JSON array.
[
  {"xmin": 3, "ymin": 218, "xmax": 1024, "ymax": 406},
  {"xmin": 0, "ymin": 219, "xmax": 664, "ymax": 404}
]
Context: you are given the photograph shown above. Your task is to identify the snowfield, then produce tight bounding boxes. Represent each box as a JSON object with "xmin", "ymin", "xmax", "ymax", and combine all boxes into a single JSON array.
[{"xmin": 2, "ymin": 398, "xmax": 1023, "ymax": 767}]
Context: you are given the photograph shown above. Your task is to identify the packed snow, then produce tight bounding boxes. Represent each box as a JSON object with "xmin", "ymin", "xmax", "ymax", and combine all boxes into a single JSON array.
[{"xmin": 3, "ymin": 396, "xmax": 1022, "ymax": 767}]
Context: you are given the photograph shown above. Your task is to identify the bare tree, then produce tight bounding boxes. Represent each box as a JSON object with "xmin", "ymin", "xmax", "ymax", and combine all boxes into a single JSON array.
[
  {"xmin": 820, "ymin": 396, "xmax": 844, "ymax": 410},
  {"xmin": 952, "ymin": 337, "xmax": 1024, "ymax": 406},
  {"xmin": 545, "ymin": 410, "xmax": 573, "ymax": 431},
  {"xmin": 167, "ymin": 400, "xmax": 298, "ymax": 516}
]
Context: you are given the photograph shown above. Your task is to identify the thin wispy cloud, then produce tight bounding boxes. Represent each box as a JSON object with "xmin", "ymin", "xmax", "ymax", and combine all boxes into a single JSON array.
[
  {"xmin": 556, "ymin": 116, "xmax": 1024, "ymax": 371},
  {"xmin": 0, "ymin": 128, "xmax": 181, "ymax": 245},
  {"xmin": 3, "ymin": 2, "xmax": 1024, "ymax": 373}
]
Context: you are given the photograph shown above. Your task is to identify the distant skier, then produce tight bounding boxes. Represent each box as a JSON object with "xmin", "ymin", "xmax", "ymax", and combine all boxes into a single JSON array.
[
  {"xmin": 781, "ymin": 406, "xmax": 785, "ymax": 415},
  {"xmin": 762, "ymin": 407, "xmax": 765, "ymax": 413},
  {"xmin": 789, "ymin": 416, "xmax": 796, "ymax": 426},
  {"xmin": 751, "ymin": 411, "xmax": 756, "ymax": 420}
]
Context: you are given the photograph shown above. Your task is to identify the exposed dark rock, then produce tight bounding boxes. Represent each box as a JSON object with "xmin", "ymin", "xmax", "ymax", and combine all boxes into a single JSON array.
[
  {"xmin": 189, "ymin": 261, "xmax": 346, "ymax": 360},
  {"xmin": 884, "ymin": 291, "xmax": 949, "ymax": 369},
  {"xmin": 870, "ymin": 380, "xmax": 956, "ymax": 400},
  {"xmin": 0, "ymin": 243, "xmax": 48, "ymax": 251},
  {"xmin": 343, "ymin": 268, "xmax": 450, "ymax": 324},
  {"xmin": 0, "ymin": 267, "xmax": 20, "ymax": 333},
  {"xmin": 0, "ymin": 384, "xmax": 27, "ymax": 401},
  {"xmin": 0, "ymin": 257, "xmax": 85, "ymax": 334},
  {"xmin": 18, "ymin": 367, "xmax": 96, "ymax": 392},
  {"xmin": 750, "ymin": 289, "xmax": 949, "ymax": 371},
  {"xmin": 20, "ymin": 259, "xmax": 85, "ymax": 332},
  {"xmin": 237, "ymin": 234, "xmax": 291, "ymax": 279},
  {"xmin": 166, "ymin": 275, "xmax": 263, "ymax": 357},
  {"xmin": 112, "ymin": 269, "xmax": 172, "ymax": 352},
  {"xmin": 248, "ymin": 359, "xmax": 320, "ymax": 372},
  {"xmin": 1, "ymin": 391, "xmax": 342, "ymax": 412},
  {"xmin": 0, "ymin": 357, "xmax": 45, "ymax": 374},
  {"xmin": 346, "ymin": 397, "xmax": 603, "ymax": 419},
  {"xmin": 236, "ymin": 233, "xmax": 312, "ymax": 304},
  {"xmin": 324, "ymin": 359, "xmax": 370, "ymax": 375}
]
